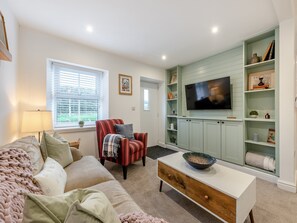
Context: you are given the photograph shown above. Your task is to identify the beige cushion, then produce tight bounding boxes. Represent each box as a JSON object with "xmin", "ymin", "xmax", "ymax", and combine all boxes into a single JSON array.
[
  {"xmin": 22, "ymin": 189, "xmax": 120, "ymax": 223},
  {"xmin": 53, "ymin": 132, "xmax": 68, "ymax": 143},
  {"xmin": 34, "ymin": 157, "xmax": 67, "ymax": 196},
  {"xmin": 88, "ymin": 181, "xmax": 143, "ymax": 214},
  {"xmin": 70, "ymin": 147, "xmax": 83, "ymax": 161},
  {"xmin": 64, "ymin": 156, "xmax": 114, "ymax": 192},
  {"xmin": 1, "ymin": 136, "xmax": 44, "ymax": 175},
  {"xmin": 41, "ymin": 132, "xmax": 73, "ymax": 167}
]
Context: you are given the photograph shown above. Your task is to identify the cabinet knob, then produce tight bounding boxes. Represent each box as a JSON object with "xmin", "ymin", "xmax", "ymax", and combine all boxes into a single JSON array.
[
  {"xmin": 222, "ymin": 121, "xmax": 224, "ymax": 124},
  {"xmin": 204, "ymin": 195, "xmax": 209, "ymax": 200},
  {"xmin": 217, "ymin": 121, "xmax": 220, "ymax": 124}
]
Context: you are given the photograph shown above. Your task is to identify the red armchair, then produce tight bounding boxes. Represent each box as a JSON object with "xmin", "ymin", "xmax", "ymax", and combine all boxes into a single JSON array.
[{"xmin": 96, "ymin": 119, "xmax": 148, "ymax": 179}]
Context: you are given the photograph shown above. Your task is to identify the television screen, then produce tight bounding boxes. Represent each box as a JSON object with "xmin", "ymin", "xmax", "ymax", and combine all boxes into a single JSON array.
[{"xmin": 185, "ymin": 76, "xmax": 231, "ymax": 110}]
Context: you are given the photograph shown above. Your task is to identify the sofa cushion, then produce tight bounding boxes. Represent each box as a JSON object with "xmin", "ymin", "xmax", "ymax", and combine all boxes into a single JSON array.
[
  {"xmin": 1, "ymin": 136, "xmax": 44, "ymax": 175},
  {"xmin": 34, "ymin": 157, "xmax": 67, "ymax": 196},
  {"xmin": 88, "ymin": 180, "xmax": 142, "ymax": 215},
  {"xmin": 22, "ymin": 189, "xmax": 120, "ymax": 223},
  {"xmin": 64, "ymin": 156, "xmax": 114, "ymax": 192},
  {"xmin": 41, "ymin": 132, "xmax": 73, "ymax": 167},
  {"xmin": 70, "ymin": 147, "xmax": 83, "ymax": 161},
  {"xmin": 114, "ymin": 124, "xmax": 135, "ymax": 140}
]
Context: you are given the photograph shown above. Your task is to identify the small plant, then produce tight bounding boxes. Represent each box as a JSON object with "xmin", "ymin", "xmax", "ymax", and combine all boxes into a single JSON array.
[
  {"xmin": 78, "ymin": 120, "xmax": 84, "ymax": 127},
  {"xmin": 249, "ymin": 111, "xmax": 258, "ymax": 118}
]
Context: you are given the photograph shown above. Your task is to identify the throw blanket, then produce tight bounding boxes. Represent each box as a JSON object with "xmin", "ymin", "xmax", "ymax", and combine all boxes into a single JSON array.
[
  {"xmin": 103, "ymin": 134, "xmax": 123, "ymax": 158},
  {"xmin": 0, "ymin": 148, "xmax": 43, "ymax": 223},
  {"xmin": 119, "ymin": 212, "xmax": 169, "ymax": 223}
]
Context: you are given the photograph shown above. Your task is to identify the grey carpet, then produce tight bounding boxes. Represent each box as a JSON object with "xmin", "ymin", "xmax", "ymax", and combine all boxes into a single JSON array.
[
  {"xmin": 147, "ymin": 146, "xmax": 177, "ymax": 160},
  {"xmin": 104, "ymin": 158, "xmax": 297, "ymax": 223}
]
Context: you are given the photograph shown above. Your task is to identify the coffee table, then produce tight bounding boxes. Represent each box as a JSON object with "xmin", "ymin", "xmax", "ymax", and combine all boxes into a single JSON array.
[{"xmin": 157, "ymin": 152, "xmax": 256, "ymax": 223}]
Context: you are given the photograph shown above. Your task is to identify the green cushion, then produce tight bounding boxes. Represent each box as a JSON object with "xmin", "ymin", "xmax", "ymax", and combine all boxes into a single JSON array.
[
  {"xmin": 53, "ymin": 132, "xmax": 68, "ymax": 143},
  {"xmin": 41, "ymin": 132, "xmax": 73, "ymax": 167},
  {"xmin": 22, "ymin": 189, "xmax": 120, "ymax": 223}
]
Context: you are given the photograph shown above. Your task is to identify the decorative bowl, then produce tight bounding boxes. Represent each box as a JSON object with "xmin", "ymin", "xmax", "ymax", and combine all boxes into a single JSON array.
[{"xmin": 183, "ymin": 152, "xmax": 216, "ymax": 170}]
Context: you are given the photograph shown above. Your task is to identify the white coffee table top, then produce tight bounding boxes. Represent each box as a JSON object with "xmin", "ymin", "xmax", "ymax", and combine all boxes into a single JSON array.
[{"xmin": 158, "ymin": 152, "xmax": 256, "ymax": 199}]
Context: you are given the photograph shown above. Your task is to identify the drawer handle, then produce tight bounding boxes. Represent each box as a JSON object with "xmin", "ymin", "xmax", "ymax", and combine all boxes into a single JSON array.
[{"xmin": 204, "ymin": 195, "xmax": 209, "ymax": 200}]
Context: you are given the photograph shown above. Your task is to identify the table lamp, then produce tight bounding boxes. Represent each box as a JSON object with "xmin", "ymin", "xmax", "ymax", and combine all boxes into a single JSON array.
[{"xmin": 21, "ymin": 110, "xmax": 53, "ymax": 142}]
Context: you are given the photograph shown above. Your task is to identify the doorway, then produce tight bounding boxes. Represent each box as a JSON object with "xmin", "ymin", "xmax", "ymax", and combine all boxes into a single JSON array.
[{"xmin": 140, "ymin": 80, "xmax": 160, "ymax": 147}]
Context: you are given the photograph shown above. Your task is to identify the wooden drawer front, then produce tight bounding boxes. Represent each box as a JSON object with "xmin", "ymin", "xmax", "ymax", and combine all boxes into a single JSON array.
[
  {"xmin": 158, "ymin": 161, "xmax": 187, "ymax": 194},
  {"xmin": 158, "ymin": 161, "xmax": 236, "ymax": 223},
  {"xmin": 186, "ymin": 177, "xmax": 236, "ymax": 223}
]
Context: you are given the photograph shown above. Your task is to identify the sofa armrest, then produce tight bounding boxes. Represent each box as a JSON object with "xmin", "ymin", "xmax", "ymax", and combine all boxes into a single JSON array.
[
  {"xmin": 70, "ymin": 147, "xmax": 83, "ymax": 161},
  {"xmin": 134, "ymin": 132, "xmax": 148, "ymax": 149}
]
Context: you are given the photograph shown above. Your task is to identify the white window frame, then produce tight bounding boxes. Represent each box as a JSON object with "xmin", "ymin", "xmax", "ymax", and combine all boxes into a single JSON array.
[{"xmin": 46, "ymin": 59, "xmax": 109, "ymax": 129}]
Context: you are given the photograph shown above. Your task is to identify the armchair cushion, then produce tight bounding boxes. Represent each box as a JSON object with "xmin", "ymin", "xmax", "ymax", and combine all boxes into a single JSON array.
[{"xmin": 114, "ymin": 124, "xmax": 135, "ymax": 140}]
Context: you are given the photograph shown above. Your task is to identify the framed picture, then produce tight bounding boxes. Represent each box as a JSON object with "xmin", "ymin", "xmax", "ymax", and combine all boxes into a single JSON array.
[
  {"xmin": 248, "ymin": 70, "xmax": 275, "ymax": 91},
  {"xmin": 267, "ymin": 128, "xmax": 275, "ymax": 144},
  {"xmin": 119, "ymin": 74, "xmax": 132, "ymax": 95},
  {"xmin": 0, "ymin": 11, "xmax": 9, "ymax": 51}
]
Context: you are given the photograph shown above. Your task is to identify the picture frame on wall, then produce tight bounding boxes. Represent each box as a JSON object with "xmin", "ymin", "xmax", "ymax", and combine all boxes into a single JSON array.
[
  {"xmin": 0, "ymin": 11, "xmax": 9, "ymax": 50},
  {"xmin": 119, "ymin": 74, "xmax": 132, "ymax": 95},
  {"xmin": 248, "ymin": 70, "xmax": 275, "ymax": 91},
  {"xmin": 267, "ymin": 128, "xmax": 275, "ymax": 144},
  {"xmin": 0, "ymin": 11, "xmax": 12, "ymax": 61}
]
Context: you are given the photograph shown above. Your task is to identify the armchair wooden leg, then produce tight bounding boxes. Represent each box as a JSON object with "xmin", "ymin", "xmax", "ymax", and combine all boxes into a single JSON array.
[
  {"xmin": 142, "ymin": 156, "xmax": 146, "ymax": 166},
  {"xmin": 122, "ymin": 166, "xmax": 128, "ymax": 180},
  {"xmin": 100, "ymin": 158, "xmax": 105, "ymax": 166}
]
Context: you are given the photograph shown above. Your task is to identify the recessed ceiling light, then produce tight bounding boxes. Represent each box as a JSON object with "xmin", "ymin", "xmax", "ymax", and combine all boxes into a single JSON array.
[
  {"xmin": 162, "ymin": 55, "xmax": 167, "ymax": 60},
  {"xmin": 86, "ymin": 25, "xmax": 93, "ymax": 33},
  {"xmin": 211, "ymin": 26, "xmax": 219, "ymax": 34}
]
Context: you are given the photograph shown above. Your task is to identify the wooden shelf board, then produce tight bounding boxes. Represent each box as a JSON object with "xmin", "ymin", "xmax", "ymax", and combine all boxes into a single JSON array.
[
  {"xmin": 244, "ymin": 59, "xmax": 275, "ymax": 69},
  {"xmin": 167, "ymin": 115, "xmax": 178, "ymax": 118},
  {"xmin": 244, "ymin": 88, "xmax": 275, "ymax": 94},
  {"xmin": 167, "ymin": 128, "xmax": 178, "ymax": 132},
  {"xmin": 167, "ymin": 82, "xmax": 178, "ymax": 86},
  {"xmin": 245, "ymin": 140, "xmax": 275, "ymax": 148},
  {"xmin": 244, "ymin": 164, "xmax": 276, "ymax": 176},
  {"xmin": 244, "ymin": 118, "xmax": 275, "ymax": 122}
]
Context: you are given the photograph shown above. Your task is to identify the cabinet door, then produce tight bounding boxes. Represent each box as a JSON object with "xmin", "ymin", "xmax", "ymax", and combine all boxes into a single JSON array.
[
  {"xmin": 203, "ymin": 120, "xmax": 221, "ymax": 158},
  {"xmin": 221, "ymin": 121, "xmax": 244, "ymax": 165},
  {"xmin": 189, "ymin": 119, "xmax": 203, "ymax": 152},
  {"xmin": 177, "ymin": 119, "xmax": 189, "ymax": 149}
]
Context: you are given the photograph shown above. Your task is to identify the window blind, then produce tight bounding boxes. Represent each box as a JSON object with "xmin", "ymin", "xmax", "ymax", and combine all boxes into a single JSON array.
[{"xmin": 50, "ymin": 62, "xmax": 103, "ymax": 128}]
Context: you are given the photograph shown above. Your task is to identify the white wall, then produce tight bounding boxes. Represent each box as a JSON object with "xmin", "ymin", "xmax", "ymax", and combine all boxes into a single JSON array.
[
  {"xmin": 18, "ymin": 26, "xmax": 165, "ymax": 157},
  {"xmin": 278, "ymin": 18, "xmax": 296, "ymax": 192},
  {"xmin": 0, "ymin": 0, "xmax": 19, "ymax": 145}
]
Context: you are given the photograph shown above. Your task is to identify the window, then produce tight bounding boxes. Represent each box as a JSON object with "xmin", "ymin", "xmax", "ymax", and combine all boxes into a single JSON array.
[
  {"xmin": 144, "ymin": 89, "xmax": 150, "ymax": 110},
  {"xmin": 47, "ymin": 60, "xmax": 107, "ymax": 128}
]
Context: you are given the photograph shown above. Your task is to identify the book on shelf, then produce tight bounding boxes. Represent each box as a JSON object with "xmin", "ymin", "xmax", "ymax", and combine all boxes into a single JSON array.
[
  {"xmin": 262, "ymin": 40, "xmax": 274, "ymax": 61},
  {"xmin": 268, "ymin": 40, "xmax": 275, "ymax": 60}
]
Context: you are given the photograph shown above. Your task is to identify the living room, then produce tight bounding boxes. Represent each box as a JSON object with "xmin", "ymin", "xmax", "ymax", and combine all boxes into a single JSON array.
[{"xmin": 0, "ymin": 0, "xmax": 297, "ymax": 222}]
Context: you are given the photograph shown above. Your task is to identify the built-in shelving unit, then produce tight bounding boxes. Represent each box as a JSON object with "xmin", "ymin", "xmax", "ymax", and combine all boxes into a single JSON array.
[
  {"xmin": 243, "ymin": 28, "xmax": 279, "ymax": 175},
  {"xmin": 165, "ymin": 66, "xmax": 182, "ymax": 145}
]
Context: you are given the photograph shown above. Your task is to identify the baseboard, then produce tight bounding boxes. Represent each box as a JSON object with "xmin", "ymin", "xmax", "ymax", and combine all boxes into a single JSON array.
[
  {"xmin": 277, "ymin": 179, "xmax": 297, "ymax": 193},
  {"xmin": 165, "ymin": 144, "xmax": 188, "ymax": 152},
  {"xmin": 157, "ymin": 141, "xmax": 166, "ymax": 148}
]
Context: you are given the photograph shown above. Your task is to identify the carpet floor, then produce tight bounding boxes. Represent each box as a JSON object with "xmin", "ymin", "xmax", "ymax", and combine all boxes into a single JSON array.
[{"xmin": 104, "ymin": 157, "xmax": 297, "ymax": 223}]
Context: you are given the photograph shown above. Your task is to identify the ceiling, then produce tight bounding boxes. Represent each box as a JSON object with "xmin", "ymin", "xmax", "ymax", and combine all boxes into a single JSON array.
[{"xmin": 6, "ymin": 0, "xmax": 289, "ymax": 68}]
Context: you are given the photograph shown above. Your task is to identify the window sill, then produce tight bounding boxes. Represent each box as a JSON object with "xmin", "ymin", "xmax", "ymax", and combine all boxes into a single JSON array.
[{"xmin": 54, "ymin": 126, "xmax": 96, "ymax": 133}]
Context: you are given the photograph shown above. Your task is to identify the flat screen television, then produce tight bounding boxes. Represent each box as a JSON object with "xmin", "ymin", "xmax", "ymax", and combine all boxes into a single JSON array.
[{"xmin": 185, "ymin": 76, "xmax": 231, "ymax": 110}]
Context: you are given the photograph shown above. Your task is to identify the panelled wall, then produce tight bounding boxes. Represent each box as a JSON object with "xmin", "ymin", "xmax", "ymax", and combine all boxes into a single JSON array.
[{"xmin": 181, "ymin": 46, "xmax": 243, "ymax": 118}]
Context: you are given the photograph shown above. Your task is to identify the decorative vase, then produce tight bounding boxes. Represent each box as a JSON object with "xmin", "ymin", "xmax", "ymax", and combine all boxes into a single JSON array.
[{"xmin": 251, "ymin": 53, "xmax": 260, "ymax": 64}]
